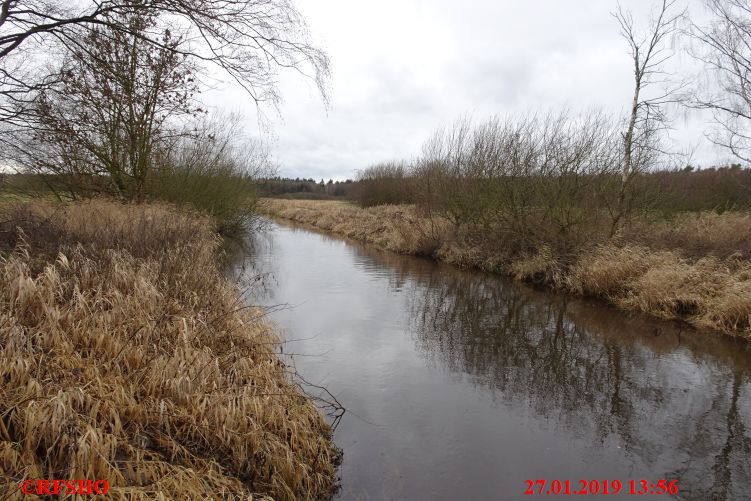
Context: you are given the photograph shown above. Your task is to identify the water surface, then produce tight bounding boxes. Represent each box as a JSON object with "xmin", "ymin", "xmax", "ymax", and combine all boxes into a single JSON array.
[{"xmin": 233, "ymin": 220, "xmax": 751, "ymax": 501}]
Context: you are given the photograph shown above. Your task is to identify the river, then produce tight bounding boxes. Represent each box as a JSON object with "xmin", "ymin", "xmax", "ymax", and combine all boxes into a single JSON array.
[{"xmin": 231, "ymin": 220, "xmax": 751, "ymax": 501}]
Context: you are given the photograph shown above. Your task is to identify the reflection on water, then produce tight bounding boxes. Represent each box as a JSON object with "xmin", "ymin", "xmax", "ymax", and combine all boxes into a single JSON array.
[{"xmin": 232, "ymin": 220, "xmax": 751, "ymax": 501}]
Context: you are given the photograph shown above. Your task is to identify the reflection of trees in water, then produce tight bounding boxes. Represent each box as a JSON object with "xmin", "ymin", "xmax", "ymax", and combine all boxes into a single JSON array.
[
  {"xmin": 701, "ymin": 371, "xmax": 750, "ymax": 501},
  {"xmin": 244, "ymin": 223, "xmax": 751, "ymax": 500},
  {"xmin": 407, "ymin": 272, "xmax": 644, "ymax": 429},
  {"xmin": 391, "ymin": 256, "xmax": 751, "ymax": 501},
  {"xmin": 224, "ymin": 220, "xmax": 281, "ymax": 303}
]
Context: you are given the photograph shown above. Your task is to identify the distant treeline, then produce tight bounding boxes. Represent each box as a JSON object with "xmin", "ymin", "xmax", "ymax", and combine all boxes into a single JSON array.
[
  {"xmin": 250, "ymin": 159, "xmax": 751, "ymax": 213},
  {"xmin": 649, "ymin": 165, "xmax": 751, "ymax": 212},
  {"xmin": 7, "ymin": 160, "xmax": 749, "ymax": 216},
  {"xmin": 353, "ymin": 162, "xmax": 751, "ymax": 214},
  {"xmin": 258, "ymin": 177, "xmax": 356, "ymax": 199}
]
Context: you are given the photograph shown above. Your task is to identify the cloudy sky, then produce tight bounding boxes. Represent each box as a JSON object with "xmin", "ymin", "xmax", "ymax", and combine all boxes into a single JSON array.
[{"xmin": 205, "ymin": 0, "xmax": 723, "ymax": 180}]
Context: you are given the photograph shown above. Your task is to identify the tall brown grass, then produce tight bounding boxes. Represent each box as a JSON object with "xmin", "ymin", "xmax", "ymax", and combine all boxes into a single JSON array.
[
  {"xmin": 0, "ymin": 199, "xmax": 338, "ymax": 500},
  {"xmin": 619, "ymin": 211, "xmax": 751, "ymax": 259},
  {"xmin": 263, "ymin": 199, "xmax": 751, "ymax": 338}
]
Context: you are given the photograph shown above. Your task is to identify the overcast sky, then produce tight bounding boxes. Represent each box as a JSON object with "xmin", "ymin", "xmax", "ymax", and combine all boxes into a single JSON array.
[{"xmin": 205, "ymin": 0, "xmax": 724, "ymax": 180}]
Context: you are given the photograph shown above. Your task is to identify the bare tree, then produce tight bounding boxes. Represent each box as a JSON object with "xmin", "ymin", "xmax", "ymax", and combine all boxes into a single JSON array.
[
  {"xmin": 0, "ymin": 0, "xmax": 330, "ymax": 121},
  {"xmin": 611, "ymin": 0, "xmax": 685, "ymax": 235},
  {"xmin": 689, "ymin": 0, "xmax": 751, "ymax": 162},
  {"xmin": 5, "ymin": 11, "xmax": 198, "ymax": 201}
]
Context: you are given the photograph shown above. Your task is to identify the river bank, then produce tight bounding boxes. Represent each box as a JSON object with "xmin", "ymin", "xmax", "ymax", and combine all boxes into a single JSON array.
[
  {"xmin": 263, "ymin": 199, "xmax": 751, "ymax": 339},
  {"xmin": 0, "ymin": 199, "xmax": 338, "ymax": 500}
]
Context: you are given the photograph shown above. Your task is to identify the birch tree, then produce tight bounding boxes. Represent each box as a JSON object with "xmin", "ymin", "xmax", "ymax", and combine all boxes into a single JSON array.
[{"xmin": 610, "ymin": 0, "xmax": 685, "ymax": 235}]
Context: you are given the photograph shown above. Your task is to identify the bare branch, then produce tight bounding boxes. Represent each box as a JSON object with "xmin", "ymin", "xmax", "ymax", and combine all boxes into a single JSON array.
[
  {"xmin": 687, "ymin": 0, "xmax": 751, "ymax": 161},
  {"xmin": 0, "ymin": 0, "xmax": 330, "ymax": 121}
]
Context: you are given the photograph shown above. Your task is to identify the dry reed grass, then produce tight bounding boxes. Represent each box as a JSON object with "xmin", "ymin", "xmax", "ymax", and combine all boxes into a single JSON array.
[
  {"xmin": 620, "ymin": 211, "xmax": 751, "ymax": 259},
  {"xmin": 0, "ymin": 199, "xmax": 338, "ymax": 500},
  {"xmin": 261, "ymin": 199, "xmax": 448, "ymax": 256},
  {"xmin": 569, "ymin": 246, "xmax": 751, "ymax": 332},
  {"xmin": 263, "ymin": 199, "xmax": 751, "ymax": 338}
]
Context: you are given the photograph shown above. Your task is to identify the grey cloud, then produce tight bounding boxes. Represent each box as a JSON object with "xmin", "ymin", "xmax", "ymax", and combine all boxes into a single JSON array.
[{"xmin": 204, "ymin": 0, "xmax": 718, "ymax": 179}]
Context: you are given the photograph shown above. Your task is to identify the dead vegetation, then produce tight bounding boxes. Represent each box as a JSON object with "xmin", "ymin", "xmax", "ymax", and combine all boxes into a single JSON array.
[
  {"xmin": 0, "ymin": 199, "xmax": 338, "ymax": 500},
  {"xmin": 264, "ymin": 199, "xmax": 751, "ymax": 338}
]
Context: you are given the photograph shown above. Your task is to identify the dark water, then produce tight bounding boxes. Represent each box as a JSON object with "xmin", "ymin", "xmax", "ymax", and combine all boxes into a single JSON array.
[{"xmin": 232, "ymin": 220, "xmax": 751, "ymax": 501}]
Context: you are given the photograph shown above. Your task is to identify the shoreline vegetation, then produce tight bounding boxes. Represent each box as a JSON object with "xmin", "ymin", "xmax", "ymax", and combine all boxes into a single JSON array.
[
  {"xmin": 0, "ymin": 199, "xmax": 339, "ymax": 500},
  {"xmin": 263, "ymin": 199, "xmax": 751, "ymax": 339}
]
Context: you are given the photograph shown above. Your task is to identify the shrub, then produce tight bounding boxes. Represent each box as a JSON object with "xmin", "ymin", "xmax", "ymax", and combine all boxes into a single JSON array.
[{"xmin": 148, "ymin": 116, "xmax": 272, "ymax": 235}]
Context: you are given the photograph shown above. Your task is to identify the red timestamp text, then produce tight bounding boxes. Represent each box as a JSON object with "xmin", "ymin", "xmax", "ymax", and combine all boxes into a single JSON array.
[{"xmin": 524, "ymin": 479, "xmax": 679, "ymax": 496}]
